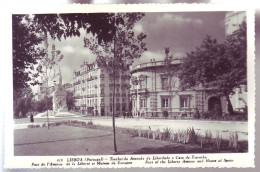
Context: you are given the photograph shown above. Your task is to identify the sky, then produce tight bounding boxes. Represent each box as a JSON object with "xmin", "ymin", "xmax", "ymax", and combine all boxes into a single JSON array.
[{"xmin": 48, "ymin": 12, "xmax": 226, "ymax": 84}]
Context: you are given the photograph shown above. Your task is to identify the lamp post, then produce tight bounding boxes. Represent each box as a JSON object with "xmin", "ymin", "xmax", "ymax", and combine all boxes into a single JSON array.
[{"xmin": 131, "ymin": 75, "xmax": 146, "ymax": 118}]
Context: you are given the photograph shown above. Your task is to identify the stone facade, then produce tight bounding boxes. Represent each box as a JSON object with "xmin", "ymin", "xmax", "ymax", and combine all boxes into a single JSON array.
[
  {"xmin": 73, "ymin": 61, "xmax": 131, "ymax": 116},
  {"xmin": 130, "ymin": 60, "xmax": 228, "ymax": 118}
]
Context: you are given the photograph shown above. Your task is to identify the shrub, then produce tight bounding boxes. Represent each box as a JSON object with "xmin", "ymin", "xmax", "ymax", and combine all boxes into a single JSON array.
[
  {"xmin": 187, "ymin": 127, "xmax": 200, "ymax": 143},
  {"xmin": 176, "ymin": 129, "xmax": 190, "ymax": 144},
  {"xmin": 87, "ymin": 120, "xmax": 93, "ymax": 126},
  {"xmin": 28, "ymin": 124, "xmax": 40, "ymax": 128},
  {"xmin": 162, "ymin": 127, "xmax": 172, "ymax": 141},
  {"xmin": 193, "ymin": 107, "xmax": 200, "ymax": 119},
  {"xmin": 229, "ymin": 132, "xmax": 238, "ymax": 149},
  {"xmin": 162, "ymin": 110, "xmax": 169, "ymax": 118},
  {"xmin": 204, "ymin": 130, "xmax": 212, "ymax": 144},
  {"xmin": 42, "ymin": 123, "xmax": 46, "ymax": 128},
  {"xmin": 152, "ymin": 131, "xmax": 156, "ymax": 140},
  {"xmin": 214, "ymin": 131, "xmax": 222, "ymax": 150},
  {"xmin": 201, "ymin": 112, "xmax": 210, "ymax": 119}
]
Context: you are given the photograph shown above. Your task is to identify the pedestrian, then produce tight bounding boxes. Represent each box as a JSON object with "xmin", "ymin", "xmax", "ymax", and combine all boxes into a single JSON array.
[{"xmin": 30, "ymin": 112, "xmax": 34, "ymax": 123}]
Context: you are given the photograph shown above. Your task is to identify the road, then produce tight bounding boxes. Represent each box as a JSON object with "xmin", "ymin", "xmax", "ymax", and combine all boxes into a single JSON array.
[{"xmin": 14, "ymin": 116, "xmax": 248, "ymax": 141}]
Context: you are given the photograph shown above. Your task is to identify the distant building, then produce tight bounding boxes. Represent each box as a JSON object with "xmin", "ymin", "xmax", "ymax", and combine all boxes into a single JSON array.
[
  {"xmin": 225, "ymin": 11, "xmax": 246, "ymax": 35},
  {"xmin": 73, "ymin": 61, "xmax": 131, "ymax": 116},
  {"xmin": 130, "ymin": 59, "xmax": 229, "ymax": 118}
]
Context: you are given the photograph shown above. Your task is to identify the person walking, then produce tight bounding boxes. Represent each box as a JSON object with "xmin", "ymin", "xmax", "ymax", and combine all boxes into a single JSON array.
[{"xmin": 30, "ymin": 112, "xmax": 34, "ymax": 123}]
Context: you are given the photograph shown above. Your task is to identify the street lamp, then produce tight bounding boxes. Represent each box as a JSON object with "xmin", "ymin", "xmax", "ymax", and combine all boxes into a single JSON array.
[{"xmin": 131, "ymin": 75, "xmax": 145, "ymax": 118}]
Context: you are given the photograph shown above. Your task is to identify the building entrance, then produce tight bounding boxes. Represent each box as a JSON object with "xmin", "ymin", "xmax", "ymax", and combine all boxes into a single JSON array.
[{"xmin": 208, "ymin": 97, "xmax": 221, "ymax": 111}]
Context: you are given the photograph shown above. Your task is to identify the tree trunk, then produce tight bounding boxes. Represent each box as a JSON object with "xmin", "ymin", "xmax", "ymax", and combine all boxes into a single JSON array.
[
  {"xmin": 112, "ymin": 74, "xmax": 117, "ymax": 152},
  {"xmin": 112, "ymin": 14, "xmax": 117, "ymax": 152}
]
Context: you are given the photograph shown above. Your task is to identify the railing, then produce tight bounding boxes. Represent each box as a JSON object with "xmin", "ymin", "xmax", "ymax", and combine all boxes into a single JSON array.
[
  {"xmin": 130, "ymin": 59, "xmax": 183, "ymax": 72},
  {"xmin": 87, "ymin": 75, "xmax": 97, "ymax": 81},
  {"xmin": 74, "ymin": 81, "xmax": 81, "ymax": 85},
  {"xmin": 73, "ymin": 96, "xmax": 82, "ymax": 99},
  {"xmin": 87, "ymin": 94, "xmax": 97, "ymax": 98}
]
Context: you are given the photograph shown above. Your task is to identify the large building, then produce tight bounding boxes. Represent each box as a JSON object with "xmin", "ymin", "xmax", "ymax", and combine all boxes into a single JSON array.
[
  {"xmin": 130, "ymin": 59, "xmax": 229, "ymax": 118},
  {"xmin": 73, "ymin": 61, "xmax": 131, "ymax": 116}
]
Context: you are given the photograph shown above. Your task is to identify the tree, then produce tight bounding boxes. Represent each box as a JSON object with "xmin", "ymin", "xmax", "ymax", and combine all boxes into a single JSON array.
[
  {"xmin": 13, "ymin": 87, "xmax": 34, "ymax": 118},
  {"xmin": 163, "ymin": 48, "xmax": 181, "ymax": 114},
  {"xmin": 13, "ymin": 13, "xmax": 118, "ymax": 94},
  {"xmin": 12, "ymin": 15, "xmax": 44, "ymax": 92},
  {"xmin": 66, "ymin": 91, "xmax": 76, "ymax": 111},
  {"xmin": 177, "ymin": 21, "xmax": 247, "ymax": 114},
  {"xmin": 84, "ymin": 13, "xmax": 147, "ymax": 152},
  {"xmin": 33, "ymin": 13, "xmax": 116, "ymax": 43},
  {"xmin": 37, "ymin": 40, "xmax": 64, "ymax": 129},
  {"xmin": 34, "ymin": 96, "xmax": 53, "ymax": 113}
]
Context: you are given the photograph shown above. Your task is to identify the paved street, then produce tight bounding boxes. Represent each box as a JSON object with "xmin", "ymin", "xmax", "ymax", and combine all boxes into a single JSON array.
[{"xmin": 14, "ymin": 116, "xmax": 248, "ymax": 141}]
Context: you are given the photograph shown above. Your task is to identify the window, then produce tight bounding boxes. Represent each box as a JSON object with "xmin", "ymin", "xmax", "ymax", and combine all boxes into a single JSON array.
[
  {"xmin": 122, "ymin": 103, "xmax": 126, "ymax": 111},
  {"xmin": 140, "ymin": 79, "xmax": 146, "ymax": 89},
  {"xmin": 101, "ymin": 89, "xmax": 104, "ymax": 94},
  {"xmin": 162, "ymin": 97, "xmax": 169, "ymax": 108},
  {"xmin": 110, "ymin": 104, "xmax": 113, "ymax": 112},
  {"xmin": 116, "ymin": 103, "xmax": 120, "ymax": 111},
  {"xmin": 161, "ymin": 77, "xmax": 168, "ymax": 90},
  {"xmin": 180, "ymin": 96, "xmax": 190, "ymax": 108},
  {"xmin": 140, "ymin": 98, "xmax": 146, "ymax": 108}
]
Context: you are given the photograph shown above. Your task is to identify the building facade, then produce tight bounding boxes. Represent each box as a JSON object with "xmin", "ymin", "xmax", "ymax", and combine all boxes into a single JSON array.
[
  {"xmin": 73, "ymin": 61, "xmax": 131, "ymax": 116},
  {"xmin": 130, "ymin": 59, "xmax": 229, "ymax": 118}
]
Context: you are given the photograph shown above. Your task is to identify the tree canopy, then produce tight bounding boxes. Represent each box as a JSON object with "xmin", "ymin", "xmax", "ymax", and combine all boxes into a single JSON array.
[
  {"xmin": 175, "ymin": 21, "xmax": 247, "ymax": 114},
  {"xmin": 12, "ymin": 15, "xmax": 44, "ymax": 92},
  {"xmin": 13, "ymin": 13, "xmax": 121, "ymax": 93},
  {"xmin": 84, "ymin": 13, "xmax": 147, "ymax": 152}
]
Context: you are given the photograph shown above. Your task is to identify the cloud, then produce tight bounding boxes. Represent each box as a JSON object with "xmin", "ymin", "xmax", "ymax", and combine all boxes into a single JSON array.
[
  {"xmin": 133, "ymin": 23, "xmax": 144, "ymax": 34},
  {"xmin": 157, "ymin": 14, "xmax": 203, "ymax": 26},
  {"xmin": 61, "ymin": 45, "xmax": 75, "ymax": 53},
  {"xmin": 172, "ymin": 51, "xmax": 186, "ymax": 58}
]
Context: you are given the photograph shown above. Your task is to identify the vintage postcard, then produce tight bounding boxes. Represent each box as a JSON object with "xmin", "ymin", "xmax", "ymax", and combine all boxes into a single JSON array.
[{"xmin": 3, "ymin": 3, "xmax": 255, "ymax": 168}]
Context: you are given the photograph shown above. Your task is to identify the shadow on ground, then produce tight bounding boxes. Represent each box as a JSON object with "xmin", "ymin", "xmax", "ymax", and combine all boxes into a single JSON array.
[{"xmin": 14, "ymin": 134, "xmax": 113, "ymax": 146}]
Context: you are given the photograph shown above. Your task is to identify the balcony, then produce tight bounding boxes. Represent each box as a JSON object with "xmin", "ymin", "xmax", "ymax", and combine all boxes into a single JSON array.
[
  {"xmin": 74, "ymin": 81, "xmax": 81, "ymax": 85},
  {"xmin": 130, "ymin": 89, "xmax": 137, "ymax": 94},
  {"xmin": 109, "ymin": 84, "xmax": 120, "ymax": 87},
  {"xmin": 87, "ymin": 94, "xmax": 97, "ymax": 98},
  {"xmin": 138, "ymin": 88, "xmax": 148, "ymax": 93},
  {"xmin": 73, "ymin": 96, "xmax": 82, "ymax": 99},
  {"xmin": 87, "ymin": 75, "xmax": 97, "ymax": 81},
  {"xmin": 100, "ymin": 93, "xmax": 105, "ymax": 97},
  {"xmin": 130, "ymin": 59, "xmax": 183, "ymax": 72}
]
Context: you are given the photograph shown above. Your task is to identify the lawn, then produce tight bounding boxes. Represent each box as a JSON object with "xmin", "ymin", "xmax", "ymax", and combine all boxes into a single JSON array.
[{"xmin": 14, "ymin": 125, "xmax": 222, "ymax": 156}]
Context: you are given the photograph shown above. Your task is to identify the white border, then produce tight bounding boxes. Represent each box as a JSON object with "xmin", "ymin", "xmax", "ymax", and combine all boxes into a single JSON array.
[{"xmin": 2, "ymin": 3, "xmax": 255, "ymax": 168}]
